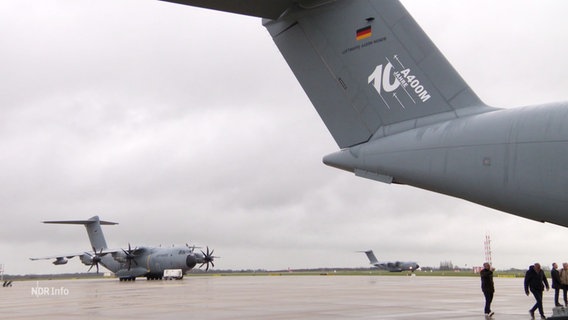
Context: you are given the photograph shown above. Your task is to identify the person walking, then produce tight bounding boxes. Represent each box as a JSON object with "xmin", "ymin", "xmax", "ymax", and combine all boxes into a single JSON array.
[
  {"xmin": 551, "ymin": 263, "xmax": 563, "ymax": 307},
  {"xmin": 525, "ymin": 263, "xmax": 550, "ymax": 319},
  {"xmin": 560, "ymin": 263, "xmax": 568, "ymax": 306},
  {"xmin": 480, "ymin": 262, "xmax": 495, "ymax": 318}
]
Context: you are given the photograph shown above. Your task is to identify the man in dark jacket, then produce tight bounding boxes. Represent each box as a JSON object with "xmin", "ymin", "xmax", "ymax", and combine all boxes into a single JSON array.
[
  {"xmin": 480, "ymin": 262, "xmax": 495, "ymax": 318},
  {"xmin": 551, "ymin": 263, "xmax": 563, "ymax": 307},
  {"xmin": 525, "ymin": 263, "xmax": 550, "ymax": 319}
]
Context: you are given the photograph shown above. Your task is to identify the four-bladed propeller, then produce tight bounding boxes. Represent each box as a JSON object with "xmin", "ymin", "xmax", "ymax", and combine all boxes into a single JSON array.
[{"xmin": 199, "ymin": 246, "xmax": 215, "ymax": 271}]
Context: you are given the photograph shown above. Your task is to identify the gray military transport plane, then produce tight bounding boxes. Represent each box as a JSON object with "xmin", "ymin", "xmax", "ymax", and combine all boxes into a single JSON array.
[
  {"xmin": 159, "ymin": 0, "xmax": 568, "ymax": 227},
  {"xmin": 30, "ymin": 216, "xmax": 215, "ymax": 281},
  {"xmin": 361, "ymin": 250, "xmax": 419, "ymax": 272}
]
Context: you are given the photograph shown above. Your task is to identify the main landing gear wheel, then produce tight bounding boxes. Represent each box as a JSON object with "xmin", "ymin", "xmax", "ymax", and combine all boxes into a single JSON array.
[{"xmin": 119, "ymin": 277, "xmax": 136, "ymax": 282}]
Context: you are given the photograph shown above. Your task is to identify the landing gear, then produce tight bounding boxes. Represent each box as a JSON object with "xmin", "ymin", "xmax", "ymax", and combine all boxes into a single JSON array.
[
  {"xmin": 146, "ymin": 275, "xmax": 163, "ymax": 280},
  {"xmin": 119, "ymin": 277, "xmax": 136, "ymax": 282}
]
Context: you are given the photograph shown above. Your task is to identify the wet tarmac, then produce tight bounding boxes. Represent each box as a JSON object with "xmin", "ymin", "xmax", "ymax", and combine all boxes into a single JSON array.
[{"xmin": 0, "ymin": 275, "xmax": 558, "ymax": 319}]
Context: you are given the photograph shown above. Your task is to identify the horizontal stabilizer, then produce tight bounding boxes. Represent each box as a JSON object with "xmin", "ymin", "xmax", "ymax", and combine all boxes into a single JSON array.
[
  {"xmin": 160, "ymin": 0, "xmax": 295, "ymax": 19},
  {"xmin": 43, "ymin": 215, "xmax": 117, "ymax": 225}
]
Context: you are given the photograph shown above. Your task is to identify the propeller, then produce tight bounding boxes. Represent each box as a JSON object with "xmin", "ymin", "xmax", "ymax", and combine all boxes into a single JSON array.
[
  {"xmin": 87, "ymin": 247, "xmax": 104, "ymax": 273},
  {"xmin": 199, "ymin": 247, "xmax": 215, "ymax": 271},
  {"xmin": 122, "ymin": 243, "xmax": 138, "ymax": 271}
]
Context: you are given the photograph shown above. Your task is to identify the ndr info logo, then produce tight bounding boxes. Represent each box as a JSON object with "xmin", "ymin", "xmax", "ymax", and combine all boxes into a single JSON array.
[{"xmin": 31, "ymin": 281, "xmax": 70, "ymax": 297}]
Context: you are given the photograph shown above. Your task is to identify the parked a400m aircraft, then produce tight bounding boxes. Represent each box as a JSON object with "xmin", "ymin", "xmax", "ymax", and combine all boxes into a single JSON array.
[
  {"xmin": 361, "ymin": 250, "xmax": 419, "ymax": 272},
  {"xmin": 159, "ymin": 0, "xmax": 568, "ymax": 227},
  {"xmin": 30, "ymin": 216, "xmax": 215, "ymax": 281}
]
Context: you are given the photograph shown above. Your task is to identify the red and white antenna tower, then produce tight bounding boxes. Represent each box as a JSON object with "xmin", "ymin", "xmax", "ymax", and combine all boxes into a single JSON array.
[{"xmin": 484, "ymin": 233, "xmax": 493, "ymax": 265}]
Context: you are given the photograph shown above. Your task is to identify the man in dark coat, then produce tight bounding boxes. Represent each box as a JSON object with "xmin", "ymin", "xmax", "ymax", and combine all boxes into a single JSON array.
[
  {"xmin": 480, "ymin": 262, "xmax": 495, "ymax": 318},
  {"xmin": 551, "ymin": 263, "xmax": 563, "ymax": 307},
  {"xmin": 525, "ymin": 263, "xmax": 550, "ymax": 319}
]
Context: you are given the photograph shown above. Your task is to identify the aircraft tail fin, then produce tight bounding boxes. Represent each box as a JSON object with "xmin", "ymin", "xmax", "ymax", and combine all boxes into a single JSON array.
[
  {"xmin": 161, "ymin": 0, "xmax": 495, "ymax": 148},
  {"xmin": 43, "ymin": 216, "xmax": 117, "ymax": 251},
  {"xmin": 362, "ymin": 250, "xmax": 379, "ymax": 265},
  {"xmin": 263, "ymin": 0, "xmax": 493, "ymax": 147}
]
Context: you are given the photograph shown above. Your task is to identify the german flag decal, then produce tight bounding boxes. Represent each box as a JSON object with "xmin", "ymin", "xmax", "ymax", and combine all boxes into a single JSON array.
[{"xmin": 356, "ymin": 26, "xmax": 372, "ymax": 40}]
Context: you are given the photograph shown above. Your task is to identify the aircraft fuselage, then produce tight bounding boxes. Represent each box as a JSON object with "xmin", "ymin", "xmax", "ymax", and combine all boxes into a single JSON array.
[
  {"xmin": 89, "ymin": 246, "xmax": 200, "ymax": 279},
  {"xmin": 325, "ymin": 103, "xmax": 568, "ymax": 226}
]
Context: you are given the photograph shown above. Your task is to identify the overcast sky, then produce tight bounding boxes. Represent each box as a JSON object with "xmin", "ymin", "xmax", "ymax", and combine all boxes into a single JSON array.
[{"xmin": 1, "ymin": 0, "xmax": 568, "ymax": 275}]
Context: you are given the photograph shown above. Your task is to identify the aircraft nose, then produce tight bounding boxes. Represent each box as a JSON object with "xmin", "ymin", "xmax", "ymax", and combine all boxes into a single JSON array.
[{"xmin": 186, "ymin": 255, "xmax": 197, "ymax": 268}]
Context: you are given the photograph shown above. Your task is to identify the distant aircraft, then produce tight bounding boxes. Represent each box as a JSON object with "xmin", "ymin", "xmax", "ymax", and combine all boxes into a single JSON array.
[
  {"xmin": 159, "ymin": 0, "xmax": 568, "ymax": 227},
  {"xmin": 30, "ymin": 216, "xmax": 215, "ymax": 281},
  {"xmin": 360, "ymin": 250, "xmax": 419, "ymax": 272}
]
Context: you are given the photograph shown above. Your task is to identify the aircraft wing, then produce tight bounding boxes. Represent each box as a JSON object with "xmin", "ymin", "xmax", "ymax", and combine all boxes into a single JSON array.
[
  {"xmin": 129, "ymin": 246, "xmax": 147, "ymax": 256},
  {"xmin": 29, "ymin": 248, "xmax": 123, "ymax": 261},
  {"xmin": 159, "ymin": 0, "xmax": 294, "ymax": 19},
  {"xmin": 29, "ymin": 253, "xmax": 85, "ymax": 261}
]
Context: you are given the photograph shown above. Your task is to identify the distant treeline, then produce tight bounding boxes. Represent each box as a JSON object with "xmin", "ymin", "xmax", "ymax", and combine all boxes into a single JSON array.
[{"xmin": 3, "ymin": 267, "xmax": 531, "ymax": 281}]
